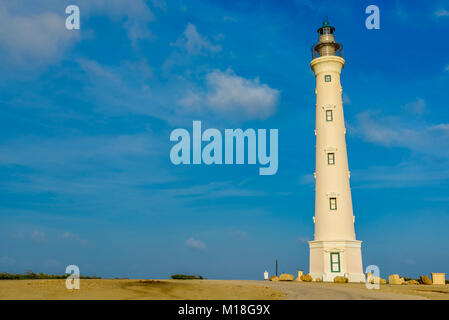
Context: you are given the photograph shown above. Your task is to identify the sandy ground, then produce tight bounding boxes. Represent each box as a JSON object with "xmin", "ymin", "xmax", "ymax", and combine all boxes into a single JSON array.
[
  {"xmin": 0, "ymin": 279, "xmax": 283, "ymax": 300},
  {"xmin": 256, "ymin": 281, "xmax": 449, "ymax": 300},
  {"xmin": 0, "ymin": 279, "xmax": 448, "ymax": 300}
]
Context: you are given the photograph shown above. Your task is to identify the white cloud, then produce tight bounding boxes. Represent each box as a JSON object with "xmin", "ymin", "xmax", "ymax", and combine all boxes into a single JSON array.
[
  {"xmin": 351, "ymin": 111, "xmax": 449, "ymax": 158},
  {"xmin": 164, "ymin": 181, "xmax": 268, "ymax": 200},
  {"xmin": 298, "ymin": 237, "xmax": 310, "ymax": 243},
  {"xmin": 0, "ymin": 134, "xmax": 159, "ymax": 168},
  {"xmin": 151, "ymin": 0, "xmax": 168, "ymax": 11},
  {"xmin": 429, "ymin": 123, "xmax": 449, "ymax": 132},
  {"xmin": 0, "ymin": 4, "xmax": 79, "ymax": 68},
  {"xmin": 342, "ymin": 93, "xmax": 351, "ymax": 105},
  {"xmin": 0, "ymin": 130, "xmax": 174, "ymax": 208},
  {"xmin": 229, "ymin": 229, "xmax": 248, "ymax": 238},
  {"xmin": 64, "ymin": 0, "xmax": 155, "ymax": 45},
  {"xmin": 350, "ymin": 110, "xmax": 449, "ymax": 188},
  {"xmin": 204, "ymin": 69, "xmax": 280, "ymax": 120},
  {"xmin": 78, "ymin": 59, "xmax": 190, "ymax": 124},
  {"xmin": 79, "ymin": 59, "xmax": 279, "ymax": 123},
  {"xmin": 402, "ymin": 98, "xmax": 426, "ymax": 115},
  {"xmin": 223, "ymin": 16, "xmax": 238, "ymax": 23},
  {"xmin": 299, "ymin": 174, "xmax": 314, "ymax": 185},
  {"xmin": 177, "ymin": 69, "xmax": 280, "ymax": 121},
  {"xmin": 435, "ymin": 9, "xmax": 449, "ymax": 17},
  {"xmin": 445, "ymin": 64, "xmax": 449, "ymax": 72},
  {"xmin": 404, "ymin": 259, "xmax": 416, "ymax": 265},
  {"xmin": 11, "ymin": 231, "xmax": 25, "ymax": 240},
  {"xmin": 31, "ymin": 230, "xmax": 47, "ymax": 242},
  {"xmin": 173, "ymin": 23, "xmax": 221, "ymax": 55},
  {"xmin": 178, "ymin": 90, "xmax": 202, "ymax": 110},
  {"xmin": 352, "ymin": 162, "xmax": 449, "ymax": 189},
  {"xmin": 0, "ymin": 0, "xmax": 155, "ymax": 69},
  {"xmin": 186, "ymin": 237, "xmax": 206, "ymax": 250},
  {"xmin": 62, "ymin": 232, "xmax": 88, "ymax": 244}
]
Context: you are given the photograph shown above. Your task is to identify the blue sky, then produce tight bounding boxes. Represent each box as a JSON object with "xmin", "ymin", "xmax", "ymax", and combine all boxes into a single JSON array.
[{"xmin": 1, "ymin": 0, "xmax": 449, "ymax": 280}]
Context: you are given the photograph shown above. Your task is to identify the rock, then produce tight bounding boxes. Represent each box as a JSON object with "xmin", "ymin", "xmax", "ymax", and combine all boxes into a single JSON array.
[
  {"xmin": 431, "ymin": 273, "xmax": 446, "ymax": 285},
  {"xmin": 278, "ymin": 273, "xmax": 294, "ymax": 281},
  {"xmin": 269, "ymin": 276, "xmax": 278, "ymax": 282},
  {"xmin": 333, "ymin": 276, "xmax": 348, "ymax": 283},
  {"xmin": 369, "ymin": 276, "xmax": 386, "ymax": 285},
  {"xmin": 388, "ymin": 274, "xmax": 402, "ymax": 285},
  {"xmin": 406, "ymin": 280, "xmax": 419, "ymax": 285},
  {"xmin": 300, "ymin": 274, "xmax": 313, "ymax": 282},
  {"xmin": 420, "ymin": 275, "xmax": 433, "ymax": 285}
]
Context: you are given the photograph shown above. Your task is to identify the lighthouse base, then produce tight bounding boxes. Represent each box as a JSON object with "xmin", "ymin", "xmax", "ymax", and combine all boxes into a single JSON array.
[{"xmin": 308, "ymin": 240, "xmax": 365, "ymax": 283}]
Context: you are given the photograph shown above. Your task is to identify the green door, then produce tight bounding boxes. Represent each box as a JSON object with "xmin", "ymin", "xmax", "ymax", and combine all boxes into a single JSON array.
[{"xmin": 330, "ymin": 252, "xmax": 340, "ymax": 272}]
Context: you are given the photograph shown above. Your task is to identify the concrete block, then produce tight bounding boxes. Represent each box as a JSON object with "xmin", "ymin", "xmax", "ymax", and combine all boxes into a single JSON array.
[
  {"xmin": 431, "ymin": 273, "xmax": 445, "ymax": 285},
  {"xmin": 388, "ymin": 274, "xmax": 400, "ymax": 284}
]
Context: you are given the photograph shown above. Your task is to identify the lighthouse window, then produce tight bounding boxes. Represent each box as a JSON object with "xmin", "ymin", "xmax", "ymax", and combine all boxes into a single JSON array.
[
  {"xmin": 328, "ymin": 153, "xmax": 335, "ymax": 165},
  {"xmin": 325, "ymin": 74, "xmax": 331, "ymax": 82},
  {"xmin": 330, "ymin": 253, "xmax": 341, "ymax": 272},
  {"xmin": 329, "ymin": 197, "xmax": 337, "ymax": 210},
  {"xmin": 326, "ymin": 110, "xmax": 333, "ymax": 122}
]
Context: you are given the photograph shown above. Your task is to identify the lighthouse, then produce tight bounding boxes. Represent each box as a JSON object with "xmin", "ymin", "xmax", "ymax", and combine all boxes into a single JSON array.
[{"xmin": 308, "ymin": 20, "xmax": 365, "ymax": 283}]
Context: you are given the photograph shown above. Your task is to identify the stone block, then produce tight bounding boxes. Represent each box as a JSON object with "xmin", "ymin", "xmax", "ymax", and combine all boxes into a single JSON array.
[
  {"xmin": 431, "ymin": 273, "xmax": 445, "ymax": 285},
  {"xmin": 278, "ymin": 273, "xmax": 294, "ymax": 281},
  {"xmin": 334, "ymin": 276, "xmax": 348, "ymax": 283},
  {"xmin": 388, "ymin": 274, "xmax": 402, "ymax": 285}
]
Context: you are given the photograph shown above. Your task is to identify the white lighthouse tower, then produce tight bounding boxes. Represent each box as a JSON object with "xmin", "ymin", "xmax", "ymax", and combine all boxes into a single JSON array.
[{"xmin": 308, "ymin": 20, "xmax": 365, "ymax": 283}]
